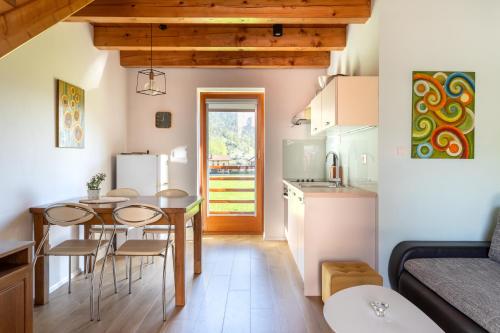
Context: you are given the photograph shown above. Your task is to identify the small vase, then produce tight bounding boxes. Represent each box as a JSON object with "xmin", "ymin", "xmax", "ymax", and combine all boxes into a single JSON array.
[{"xmin": 87, "ymin": 189, "xmax": 101, "ymax": 200}]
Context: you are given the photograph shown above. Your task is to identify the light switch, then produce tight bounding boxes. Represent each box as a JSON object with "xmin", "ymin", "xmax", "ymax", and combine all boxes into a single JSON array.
[{"xmin": 361, "ymin": 154, "xmax": 368, "ymax": 165}]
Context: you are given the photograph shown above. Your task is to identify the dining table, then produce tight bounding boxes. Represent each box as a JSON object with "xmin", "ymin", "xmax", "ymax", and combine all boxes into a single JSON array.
[{"xmin": 29, "ymin": 195, "xmax": 203, "ymax": 307}]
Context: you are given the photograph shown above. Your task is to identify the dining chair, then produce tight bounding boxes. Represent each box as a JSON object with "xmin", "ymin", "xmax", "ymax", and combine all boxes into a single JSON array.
[
  {"xmin": 89, "ymin": 187, "xmax": 140, "ymax": 279},
  {"xmin": 156, "ymin": 189, "xmax": 189, "ymax": 198},
  {"xmin": 107, "ymin": 188, "xmax": 140, "ymax": 197},
  {"xmin": 142, "ymin": 189, "xmax": 189, "ymax": 263},
  {"xmin": 97, "ymin": 203, "xmax": 174, "ymax": 321},
  {"xmin": 33, "ymin": 203, "xmax": 115, "ymax": 321}
]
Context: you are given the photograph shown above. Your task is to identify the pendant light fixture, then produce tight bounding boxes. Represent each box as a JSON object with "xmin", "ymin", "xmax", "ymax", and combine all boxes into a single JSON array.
[{"xmin": 136, "ymin": 24, "xmax": 166, "ymax": 96}]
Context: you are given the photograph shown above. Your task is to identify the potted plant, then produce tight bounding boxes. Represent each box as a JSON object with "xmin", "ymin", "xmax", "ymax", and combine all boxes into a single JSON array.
[{"xmin": 86, "ymin": 173, "xmax": 106, "ymax": 200}]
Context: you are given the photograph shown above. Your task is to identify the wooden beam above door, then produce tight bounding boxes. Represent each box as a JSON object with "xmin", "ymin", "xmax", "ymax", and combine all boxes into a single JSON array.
[
  {"xmin": 0, "ymin": 0, "xmax": 95, "ymax": 59},
  {"xmin": 68, "ymin": 0, "xmax": 371, "ymax": 25},
  {"xmin": 94, "ymin": 24, "xmax": 346, "ymax": 52},
  {"xmin": 120, "ymin": 50, "xmax": 330, "ymax": 68}
]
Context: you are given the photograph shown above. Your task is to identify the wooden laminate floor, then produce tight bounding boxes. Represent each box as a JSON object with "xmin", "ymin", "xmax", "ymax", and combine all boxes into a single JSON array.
[{"xmin": 34, "ymin": 235, "xmax": 332, "ymax": 333}]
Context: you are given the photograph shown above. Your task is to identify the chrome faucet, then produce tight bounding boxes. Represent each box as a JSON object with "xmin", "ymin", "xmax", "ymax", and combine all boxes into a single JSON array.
[{"xmin": 326, "ymin": 151, "xmax": 342, "ymax": 186}]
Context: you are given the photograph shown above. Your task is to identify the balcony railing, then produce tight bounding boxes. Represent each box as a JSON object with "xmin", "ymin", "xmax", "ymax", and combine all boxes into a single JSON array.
[{"xmin": 208, "ymin": 164, "xmax": 256, "ymax": 216}]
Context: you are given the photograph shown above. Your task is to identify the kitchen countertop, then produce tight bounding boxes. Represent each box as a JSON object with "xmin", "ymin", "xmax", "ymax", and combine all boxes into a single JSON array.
[{"xmin": 283, "ymin": 179, "xmax": 377, "ymax": 198}]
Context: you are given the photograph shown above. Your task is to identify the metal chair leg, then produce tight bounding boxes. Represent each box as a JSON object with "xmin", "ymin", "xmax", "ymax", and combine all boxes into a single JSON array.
[
  {"xmin": 97, "ymin": 235, "xmax": 116, "ymax": 321},
  {"xmin": 162, "ymin": 253, "xmax": 168, "ymax": 321},
  {"xmin": 125, "ymin": 232, "xmax": 129, "ymax": 279},
  {"xmin": 142, "ymin": 231, "xmax": 149, "ymax": 265},
  {"xmin": 147, "ymin": 234, "xmax": 153, "ymax": 264},
  {"xmin": 96, "ymin": 253, "xmax": 107, "ymax": 321},
  {"xmin": 139, "ymin": 229, "xmax": 148, "ymax": 280},
  {"xmin": 68, "ymin": 256, "xmax": 72, "ymax": 294},
  {"xmin": 140, "ymin": 255, "xmax": 143, "ymax": 279},
  {"xmin": 152, "ymin": 234, "xmax": 155, "ymax": 264},
  {"xmin": 89, "ymin": 256, "xmax": 95, "ymax": 321},
  {"xmin": 129, "ymin": 256, "xmax": 132, "ymax": 294},
  {"xmin": 125, "ymin": 256, "xmax": 129, "ymax": 280},
  {"xmin": 111, "ymin": 246, "xmax": 117, "ymax": 294},
  {"xmin": 85, "ymin": 255, "xmax": 89, "ymax": 279}
]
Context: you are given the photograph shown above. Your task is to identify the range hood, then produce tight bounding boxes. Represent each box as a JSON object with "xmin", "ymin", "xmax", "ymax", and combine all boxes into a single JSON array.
[{"xmin": 291, "ymin": 105, "xmax": 311, "ymax": 126}]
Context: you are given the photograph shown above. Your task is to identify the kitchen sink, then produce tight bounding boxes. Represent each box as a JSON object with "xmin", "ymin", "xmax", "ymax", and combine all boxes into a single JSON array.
[{"xmin": 298, "ymin": 182, "xmax": 345, "ymax": 188}]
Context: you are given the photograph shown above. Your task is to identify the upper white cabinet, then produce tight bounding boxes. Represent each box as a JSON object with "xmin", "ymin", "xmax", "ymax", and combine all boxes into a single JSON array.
[
  {"xmin": 310, "ymin": 76, "xmax": 378, "ymax": 135},
  {"xmin": 310, "ymin": 93, "xmax": 323, "ymax": 135},
  {"xmin": 321, "ymin": 77, "xmax": 336, "ymax": 128}
]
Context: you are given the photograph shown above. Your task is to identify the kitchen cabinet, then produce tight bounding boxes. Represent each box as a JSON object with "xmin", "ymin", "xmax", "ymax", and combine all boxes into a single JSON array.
[
  {"xmin": 321, "ymin": 77, "xmax": 336, "ymax": 129},
  {"xmin": 310, "ymin": 92, "xmax": 322, "ymax": 136},
  {"xmin": 310, "ymin": 76, "xmax": 378, "ymax": 135},
  {"xmin": 286, "ymin": 187, "xmax": 305, "ymax": 279},
  {"xmin": 284, "ymin": 181, "xmax": 376, "ymax": 296},
  {"xmin": 287, "ymin": 188, "xmax": 305, "ymax": 279},
  {"xmin": 287, "ymin": 189, "xmax": 298, "ymax": 264}
]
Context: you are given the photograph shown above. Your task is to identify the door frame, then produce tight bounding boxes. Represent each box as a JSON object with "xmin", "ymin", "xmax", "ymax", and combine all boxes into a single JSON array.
[{"xmin": 199, "ymin": 91, "xmax": 265, "ymax": 235}]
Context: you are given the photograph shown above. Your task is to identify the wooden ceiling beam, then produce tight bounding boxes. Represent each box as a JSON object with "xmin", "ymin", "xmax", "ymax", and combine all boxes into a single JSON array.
[
  {"xmin": 69, "ymin": 0, "xmax": 371, "ymax": 25},
  {"xmin": 120, "ymin": 50, "xmax": 330, "ymax": 68},
  {"xmin": 0, "ymin": 1, "xmax": 32, "ymax": 15},
  {"xmin": 94, "ymin": 24, "xmax": 346, "ymax": 52},
  {"xmin": 0, "ymin": 0, "xmax": 95, "ymax": 59},
  {"xmin": 0, "ymin": 1, "xmax": 14, "ymax": 14}
]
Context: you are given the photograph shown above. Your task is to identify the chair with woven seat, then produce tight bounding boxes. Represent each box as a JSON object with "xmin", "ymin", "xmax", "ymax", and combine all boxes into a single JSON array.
[
  {"xmin": 107, "ymin": 188, "xmax": 140, "ymax": 197},
  {"xmin": 97, "ymin": 203, "xmax": 174, "ymax": 321},
  {"xmin": 142, "ymin": 189, "xmax": 189, "ymax": 263},
  {"xmin": 33, "ymin": 203, "xmax": 115, "ymax": 321},
  {"xmin": 89, "ymin": 188, "xmax": 139, "ymax": 278},
  {"xmin": 144, "ymin": 189, "xmax": 189, "ymax": 237}
]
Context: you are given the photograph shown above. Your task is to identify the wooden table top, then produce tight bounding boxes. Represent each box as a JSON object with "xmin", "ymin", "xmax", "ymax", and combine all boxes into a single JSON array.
[
  {"xmin": 0, "ymin": 240, "xmax": 34, "ymax": 259},
  {"xmin": 29, "ymin": 195, "xmax": 203, "ymax": 214}
]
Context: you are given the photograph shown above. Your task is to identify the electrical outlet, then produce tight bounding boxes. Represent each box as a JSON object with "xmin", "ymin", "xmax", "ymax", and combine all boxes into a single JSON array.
[{"xmin": 396, "ymin": 146, "xmax": 407, "ymax": 156}]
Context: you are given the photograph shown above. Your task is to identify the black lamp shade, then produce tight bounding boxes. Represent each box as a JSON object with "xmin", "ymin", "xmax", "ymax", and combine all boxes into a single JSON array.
[
  {"xmin": 273, "ymin": 24, "xmax": 283, "ymax": 37},
  {"xmin": 136, "ymin": 69, "xmax": 166, "ymax": 96}
]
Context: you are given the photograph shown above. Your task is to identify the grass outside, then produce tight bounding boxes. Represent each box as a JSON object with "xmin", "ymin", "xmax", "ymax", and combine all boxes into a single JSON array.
[{"xmin": 209, "ymin": 175, "xmax": 256, "ymax": 213}]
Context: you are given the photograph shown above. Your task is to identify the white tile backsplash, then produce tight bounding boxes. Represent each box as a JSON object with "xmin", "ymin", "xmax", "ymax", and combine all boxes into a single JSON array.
[{"xmin": 326, "ymin": 127, "xmax": 378, "ymax": 192}]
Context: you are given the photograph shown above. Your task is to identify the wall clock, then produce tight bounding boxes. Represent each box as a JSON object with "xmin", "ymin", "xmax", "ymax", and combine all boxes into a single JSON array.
[{"xmin": 155, "ymin": 112, "xmax": 172, "ymax": 128}]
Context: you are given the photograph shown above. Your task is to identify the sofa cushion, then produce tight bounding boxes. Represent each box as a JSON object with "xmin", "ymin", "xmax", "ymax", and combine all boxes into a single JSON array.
[
  {"xmin": 404, "ymin": 258, "xmax": 500, "ymax": 333},
  {"xmin": 490, "ymin": 217, "xmax": 500, "ymax": 262}
]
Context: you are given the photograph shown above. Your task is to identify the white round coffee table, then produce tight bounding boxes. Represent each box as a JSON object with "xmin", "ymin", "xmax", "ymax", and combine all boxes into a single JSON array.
[{"xmin": 323, "ymin": 285, "xmax": 444, "ymax": 333}]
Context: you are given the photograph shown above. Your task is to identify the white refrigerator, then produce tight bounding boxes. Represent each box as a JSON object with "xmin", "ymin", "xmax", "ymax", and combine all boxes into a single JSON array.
[{"xmin": 116, "ymin": 154, "xmax": 168, "ymax": 195}]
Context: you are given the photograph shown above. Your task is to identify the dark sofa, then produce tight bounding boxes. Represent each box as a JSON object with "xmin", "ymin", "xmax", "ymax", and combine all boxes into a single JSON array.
[{"xmin": 389, "ymin": 241, "xmax": 492, "ymax": 333}]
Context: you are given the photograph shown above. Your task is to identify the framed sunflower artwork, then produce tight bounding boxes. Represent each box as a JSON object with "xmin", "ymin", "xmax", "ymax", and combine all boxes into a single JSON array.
[
  {"xmin": 56, "ymin": 79, "xmax": 85, "ymax": 148},
  {"xmin": 411, "ymin": 71, "xmax": 475, "ymax": 159}
]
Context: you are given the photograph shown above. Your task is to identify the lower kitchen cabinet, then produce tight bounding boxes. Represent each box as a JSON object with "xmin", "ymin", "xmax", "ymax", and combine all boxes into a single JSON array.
[
  {"xmin": 285, "ymin": 184, "xmax": 377, "ymax": 296},
  {"xmin": 287, "ymin": 189, "xmax": 305, "ymax": 278}
]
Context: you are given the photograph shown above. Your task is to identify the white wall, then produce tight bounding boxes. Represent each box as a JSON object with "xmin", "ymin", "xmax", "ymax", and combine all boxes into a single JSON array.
[
  {"xmin": 126, "ymin": 68, "xmax": 325, "ymax": 239},
  {"xmin": 378, "ymin": 0, "xmax": 500, "ymax": 283},
  {"xmin": 325, "ymin": 0, "xmax": 379, "ymax": 191},
  {"xmin": 328, "ymin": 0, "xmax": 379, "ymax": 77},
  {"xmin": 0, "ymin": 23, "xmax": 127, "ymax": 290}
]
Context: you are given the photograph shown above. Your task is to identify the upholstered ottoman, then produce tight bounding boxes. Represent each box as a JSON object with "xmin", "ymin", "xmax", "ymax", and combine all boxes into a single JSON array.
[{"xmin": 322, "ymin": 261, "xmax": 383, "ymax": 302}]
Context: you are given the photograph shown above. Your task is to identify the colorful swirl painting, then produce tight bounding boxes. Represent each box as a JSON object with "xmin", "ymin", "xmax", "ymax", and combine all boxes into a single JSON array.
[
  {"xmin": 56, "ymin": 80, "xmax": 85, "ymax": 148},
  {"xmin": 412, "ymin": 71, "xmax": 475, "ymax": 159}
]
